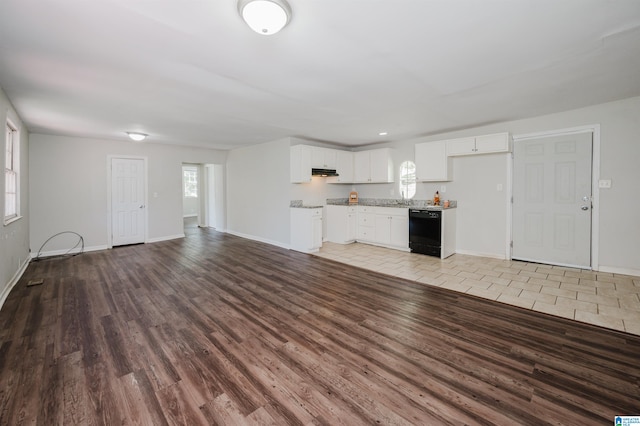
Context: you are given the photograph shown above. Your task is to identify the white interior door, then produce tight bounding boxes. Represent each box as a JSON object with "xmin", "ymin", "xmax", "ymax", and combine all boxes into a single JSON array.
[
  {"xmin": 112, "ymin": 158, "xmax": 146, "ymax": 246},
  {"xmin": 512, "ymin": 132, "xmax": 592, "ymax": 268}
]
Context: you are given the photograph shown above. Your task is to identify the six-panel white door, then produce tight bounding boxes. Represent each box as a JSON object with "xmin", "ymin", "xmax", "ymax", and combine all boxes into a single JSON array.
[
  {"xmin": 512, "ymin": 132, "xmax": 592, "ymax": 268},
  {"xmin": 111, "ymin": 158, "xmax": 146, "ymax": 246}
]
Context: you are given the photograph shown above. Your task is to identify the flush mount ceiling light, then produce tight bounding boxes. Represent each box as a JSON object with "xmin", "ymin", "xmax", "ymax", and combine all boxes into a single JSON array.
[
  {"xmin": 127, "ymin": 132, "xmax": 147, "ymax": 142},
  {"xmin": 238, "ymin": 0, "xmax": 291, "ymax": 35}
]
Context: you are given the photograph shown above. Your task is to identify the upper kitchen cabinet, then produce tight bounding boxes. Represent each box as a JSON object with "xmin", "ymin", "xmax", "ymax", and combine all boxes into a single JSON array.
[
  {"xmin": 311, "ymin": 147, "xmax": 337, "ymax": 169},
  {"xmin": 354, "ymin": 148, "xmax": 394, "ymax": 183},
  {"xmin": 329, "ymin": 150, "xmax": 354, "ymax": 183},
  {"xmin": 290, "ymin": 145, "xmax": 312, "ymax": 183},
  {"xmin": 415, "ymin": 140, "xmax": 452, "ymax": 182},
  {"xmin": 446, "ymin": 132, "xmax": 511, "ymax": 156}
]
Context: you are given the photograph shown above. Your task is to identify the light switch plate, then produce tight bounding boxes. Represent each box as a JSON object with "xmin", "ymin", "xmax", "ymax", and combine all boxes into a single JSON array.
[
  {"xmin": 497, "ymin": 184, "xmax": 503, "ymax": 191},
  {"xmin": 598, "ymin": 179, "xmax": 612, "ymax": 189},
  {"xmin": 440, "ymin": 185, "xmax": 446, "ymax": 193}
]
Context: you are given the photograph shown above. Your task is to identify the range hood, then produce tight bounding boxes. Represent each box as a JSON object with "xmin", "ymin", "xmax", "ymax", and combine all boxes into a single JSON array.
[{"xmin": 311, "ymin": 168, "xmax": 339, "ymax": 177}]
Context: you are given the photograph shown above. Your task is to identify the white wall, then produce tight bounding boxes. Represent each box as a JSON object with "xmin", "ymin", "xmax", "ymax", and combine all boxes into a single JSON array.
[
  {"xmin": 29, "ymin": 134, "xmax": 226, "ymax": 253},
  {"xmin": 0, "ymin": 88, "xmax": 30, "ymax": 305},
  {"xmin": 225, "ymin": 138, "xmax": 290, "ymax": 247}
]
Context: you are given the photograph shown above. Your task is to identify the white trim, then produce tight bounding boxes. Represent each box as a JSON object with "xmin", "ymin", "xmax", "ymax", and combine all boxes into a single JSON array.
[
  {"xmin": 183, "ymin": 214, "xmax": 198, "ymax": 218},
  {"xmin": 4, "ymin": 118, "xmax": 20, "ymax": 222},
  {"xmin": 3, "ymin": 215, "xmax": 23, "ymax": 226},
  {"xmin": 455, "ymin": 249, "xmax": 507, "ymax": 260},
  {"xmin": 597, "ymin": 265, "xmax": 640, "ymax": 277},
  {"xmin": 512, "ymin": 125, "xmax": 596, "ymax": 141},
  {"xmin": 147, "ymin": 234, "xmax": 185, "ymax": 243},
  {"xmin": 0, "ymin": 256, "xmax": 30, "ymax": 311},
  {"xmin": 505, "ymin": 152, "xmax": 513, "ymax": 260},
  {"xmin": 509, "ymin": 256, "xmax": 589, "ymax": 270},
  {"xmin": 107, "ymin": 155, "xmax": 149, "ymax": 248},
  {"xmin": 511, "ymin": 124, "xmax": 600, "ymax": 271},
  {"xmin": 226, "ymin": 230, "xmax": 290, "ymax": 250},
  {"xmin": 32, "ymin": 244, "xmax": 109, "ymax": 259}
]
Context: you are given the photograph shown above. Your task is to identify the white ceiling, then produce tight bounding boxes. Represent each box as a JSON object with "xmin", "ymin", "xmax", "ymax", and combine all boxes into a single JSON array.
[{"xmin": 1, "ymin": 0, "xmax": 639, "ymax": 149}]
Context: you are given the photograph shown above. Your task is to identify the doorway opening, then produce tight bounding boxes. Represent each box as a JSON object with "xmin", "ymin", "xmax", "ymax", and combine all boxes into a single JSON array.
[{"xmin": 181, "ymin": 163, "xmax": 226, "ymax": 234}]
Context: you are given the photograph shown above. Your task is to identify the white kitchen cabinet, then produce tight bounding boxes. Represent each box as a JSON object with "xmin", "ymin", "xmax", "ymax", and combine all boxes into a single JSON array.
[
  {"xmin": 475, "ymin": 133, "xmax": 510, "ymax": 154},
  {"xmin": 390, "ymin": 213, "xmax": 409, "ymax": 248},
  {"xmin": 311, "ymin": 147, "xmax": 337, "ymax": 169},
  {"xmin": 290, "ymin": 145, "xmax": 312, "ymax": 183},
  {"xmin": 290, "ymin": 207, "xmax": 323, "ymax": 253},
  {"xmin": 354, "ymin": 148, "xmax": 394, "ymax": 183},
  {"xmin": 373, "ymin": 207, "xmax": 409, "ymax": 249},
  {"xmin": 441, "ymin": 209, "xmax": 457, "ymax": 259},
  {"xmin": 326, "ymin": 205, "xmax": 356, "ymax": 243},
  {"xmin": 415, "ymin": 140, "xmax": 452, "ymax": 182},
  {"xmin": 356, "ymin": 206, "xmax": 375, "ymax": 242},
  {"xmin": 446, "ymin": 132, "xmax": 510, "ymax": 156},
  {"xmin": 329, "ymin": 150, "xmax": 354, "ymax": 183}
]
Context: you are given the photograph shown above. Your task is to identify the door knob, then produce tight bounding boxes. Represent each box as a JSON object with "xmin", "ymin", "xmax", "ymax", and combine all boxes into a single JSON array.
[{"xmin": 581, "ymin": 206, "xmax": 589, "ymax": 211}]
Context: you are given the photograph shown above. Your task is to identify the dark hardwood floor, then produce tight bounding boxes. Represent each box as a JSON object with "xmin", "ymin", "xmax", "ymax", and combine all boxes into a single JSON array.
[{"xmin": 1, "ymin": 225, "xmax": 639, "ymax": 425}]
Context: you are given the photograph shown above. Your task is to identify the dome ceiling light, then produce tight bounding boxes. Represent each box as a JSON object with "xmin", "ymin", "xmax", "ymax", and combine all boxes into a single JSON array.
[
  {"xmin": 127, "ymin": 132, "xmax": 147, "ymax": 142},
  {"xmin": 238, "ymin": 0, "xmax": 291, "ymax": 35}
]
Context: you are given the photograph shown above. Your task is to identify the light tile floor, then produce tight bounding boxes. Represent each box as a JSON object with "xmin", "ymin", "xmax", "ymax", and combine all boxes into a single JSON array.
[{"xmin": 314, "ymin": 242, "xmax": 640, "ymax": 336}]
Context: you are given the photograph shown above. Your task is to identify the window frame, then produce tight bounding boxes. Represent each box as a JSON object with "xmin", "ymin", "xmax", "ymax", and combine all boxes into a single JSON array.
[
  {"xmin": 399, "ymin": 160, "xmax": 417, "ymax": 200},
  {"xmin": 183, "ymin": 168, "xmax": 198, "ymax": 198},
  {"xmin": 4, "ymin": 119, "xmax": 20, "ymax": 225}
]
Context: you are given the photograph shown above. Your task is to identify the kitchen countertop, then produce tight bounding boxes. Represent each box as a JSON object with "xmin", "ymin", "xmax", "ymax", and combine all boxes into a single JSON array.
[
  {"xmin": 326, "ymin": 198, "xmax": 457, "ymax": 209},
  {"xmin": 291, "ymin": 198, "xmax": 457, "ymax": 209}
]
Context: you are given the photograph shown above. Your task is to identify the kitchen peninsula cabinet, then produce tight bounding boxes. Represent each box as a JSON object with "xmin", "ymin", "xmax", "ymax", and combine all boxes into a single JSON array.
[{"xmin": 290, "ymin": 207, "xmax": 323, "ymax": 253}]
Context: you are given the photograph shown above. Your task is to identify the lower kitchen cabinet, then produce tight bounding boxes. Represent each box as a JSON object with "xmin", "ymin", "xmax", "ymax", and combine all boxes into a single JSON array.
[
  {"xmin": 355, "ymin": 206, "xmax": 409, "ymax": 250},
  {"xmin": 356, "ymin": 206, "xmax": 375, "ymax": 242},
  {"xmin": 290, "ymin": 208, "xmax": 323, "ymax": 253},
  {"xmin": 374, "ymin": 207, "xmax": 409, "ymax": 249},
  {"xmin": 325, "ymin": 205, "xmax": 409, "ymax": 251},
  {"xmin": 326, "ymin": 205, "xmax": 357, "ymax": 243}
]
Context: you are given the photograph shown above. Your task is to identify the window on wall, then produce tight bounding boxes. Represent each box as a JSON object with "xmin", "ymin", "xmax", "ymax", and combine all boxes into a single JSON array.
[
  {"xmin": 183, "ymin": 168, "xmax": 198, "ymax": 198},
  {"xmin": 4, "ymin": 121, "xmax": 19, "ymax": 223},
  {"xmin": 399, "ymin": 160, "xmax": 416, "ymax": 200}
]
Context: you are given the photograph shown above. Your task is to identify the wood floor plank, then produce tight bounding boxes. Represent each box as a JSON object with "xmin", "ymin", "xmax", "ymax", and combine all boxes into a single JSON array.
[{"xmin": 1, "ymin": 226, "xmax": 639, "ymax": 424}]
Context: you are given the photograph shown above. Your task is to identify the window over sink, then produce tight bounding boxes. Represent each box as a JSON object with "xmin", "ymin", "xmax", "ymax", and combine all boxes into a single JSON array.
[{"xmin": 399, "ymin": 160, "xmax": 416, "ymax": 200}]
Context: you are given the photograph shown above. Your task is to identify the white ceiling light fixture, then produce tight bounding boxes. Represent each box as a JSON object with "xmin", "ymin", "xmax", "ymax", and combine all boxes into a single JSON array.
[
  {"xmin": 238, "ymin": 0, "xmax": 291, "ymax": 35},
  {"xmin": 127, "ymin": 132, "xmax": 147, "ymax": 142}
]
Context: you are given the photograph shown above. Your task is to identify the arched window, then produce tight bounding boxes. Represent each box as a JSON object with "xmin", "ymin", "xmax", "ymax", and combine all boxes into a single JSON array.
[{"xmin": 399, "ymin": 160, "xmax": 416, "ymax": 200}]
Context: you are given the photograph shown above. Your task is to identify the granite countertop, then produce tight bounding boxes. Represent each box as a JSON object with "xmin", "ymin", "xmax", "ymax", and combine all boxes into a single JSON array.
[
  {"xmin": 291, "ymin": 198, "xmax": 457, "ymax": 209},
  {"xmin": 326, "ymin": 198, "xmax": 457, "ymax": 209},
  {"xmin": 291, "ymin": 205, "xmax": 324, "ymax": 209},
  {"xmin": 290, "ymin": 200, "xmax": 323, "ymax": 209}
]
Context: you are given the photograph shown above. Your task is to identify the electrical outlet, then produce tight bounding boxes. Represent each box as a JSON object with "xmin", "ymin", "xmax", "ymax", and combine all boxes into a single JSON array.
[
  {"xmin": 497, "ymin": 184, "xmax": 503, "ymax": 191},
  {"xmin": 598, "ymin": 179, "xmax": 612, "ymax": 189},
  {"xmin": 440, "ymin": 185, "xmax": 446, "ymax": 193}
]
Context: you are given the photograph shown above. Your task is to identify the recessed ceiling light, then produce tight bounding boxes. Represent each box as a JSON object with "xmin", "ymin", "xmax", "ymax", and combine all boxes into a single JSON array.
[
  {"xmin": 238, "ymin": 0, "xmax": 291, "ymax": 35},
  {"xmin": 127, "ymin": 132, "xmax": 147, "ymax": 142},
  {"xmin": 379, "ymin": 132, "xmax": 388, "ymax": 136}
]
